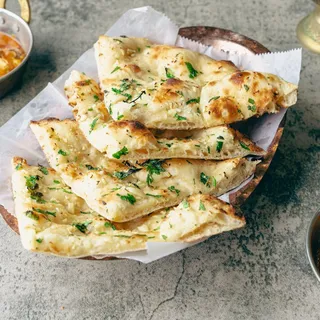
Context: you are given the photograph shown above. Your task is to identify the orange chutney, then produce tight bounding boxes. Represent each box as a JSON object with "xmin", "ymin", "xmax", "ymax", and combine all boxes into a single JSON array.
[{"xmin": 0, "ymin": 32, "xmax": 26, "ymax": 77}]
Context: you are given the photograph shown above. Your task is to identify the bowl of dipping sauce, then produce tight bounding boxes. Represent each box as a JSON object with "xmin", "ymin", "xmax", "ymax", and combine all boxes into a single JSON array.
[
  {"xmin": 0, "ymin": 0, "xmax": 32, "ymax": 98},
  {"xmin": 306, "ymin": 211, "xmax": 320, "ymax": 282}
]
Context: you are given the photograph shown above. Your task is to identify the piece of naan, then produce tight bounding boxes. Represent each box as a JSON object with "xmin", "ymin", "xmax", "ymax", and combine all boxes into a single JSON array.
[
  {"xmin": 30, "ymin": 119, "xmax": 259, "ymax": 222},
  {"xmin": 65, "ymin": 71, "xmax": 265, "ymax": 160},
  {"xmin": 12, "ymin": 158, "xmax": 245, "ymax": 257},
  {"xmin": 94, "ymin": 36, "xmax": 297, "ymax": 129}
]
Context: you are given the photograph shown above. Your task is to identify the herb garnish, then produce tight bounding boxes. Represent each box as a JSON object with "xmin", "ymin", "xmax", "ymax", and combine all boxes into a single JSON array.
[
  {"xmin": 199, "ymin": 201, "xmax": 206, "ymax": 211},
  {"xmin": 182, "ymin": 199, "xmax": 189, "ymax": 208},
  {"xmin": 168, "ymin": 186, "xmax": 180, "ymax": 195},
  {"xmin": 105, "ymin": 221, "xmax": 116, "ymax": 230},
  {"xmin": 53, "ymin": 180, "xmax": 60, "ymax": 184},
  {"xmin": 247, "ymin": 98, "xmax": 257, "ymax": 112},
  {"xmin": 146, "ymin": 193, "xmax": 163, "ymax": 198},
  {"xmin": 33, "ymin": 208, "xmax": 56, "ymax": 217},
  {"xmin": 142, "ymin": 159, "xmax": 165, "ymax": 185},
  {"xmin": 15, "ymin": 163, "xmax": 22, "ymax": 170},
  {"xmin": 116, "ymin": 193, "xmax": 136, "ymax": 205},
  {"xmin": 185, "ymin": 62, "xmax": 199, "ymax": 79},
  {"xmin": 209, "ymin": 96, "xmax": 220, "ymax": 102},
  {"xmin": 93, "ymin": 94, "xmax": 99, "ymax": 102},
  {"xmin": 58, "ymin": 149, "xmax": 68, "ymax": 156},
  {"xmin": 85, "ymin": 164, "xmax": 98, "ymax": 170},
  {"xmin": 111, "ymin": 66, "xmax": 121, "ymax": 74},
  {"xmin": 113, "ymin": 167, "xmax": 141, "ymax": 180},
  {"xmin": 89, "ymin": 118, "xmax": 99, "ymax": 134},
  {"xmin": 25, "ymin": 175, "xmax": 40, "ymax": 190},
  {"xmin": 39, "ymin": 165, "xmax": 48, "ymax": 175},
  {"xmin": 240, "ymin": 141, "xmax": 250, "ymax": 150},
  {"xmin": 162, "ymin": 235, "xmax": 168, "ymax": 240},
  {"xmin": 165, "ymin": 67, "xmax": 174, "ymax": 79},
  {"xmin": 30, "ymin": 191, "xmax": 46, "ymax": 204},
  {"xmin": 244, "ymin": 84, "xmax": 250, "ymax": 91},
  {"xmin": 36, "ymin": 238, "xmax": 43, "ymax": 243},
  {"xmin": 113, "ymin": 235, "xmax": 131, "ymax": 238},
  {"xmin": 174, "ymin": 113, "xmax": 187, "ymax": 121},
  {"xmin": 186, "ymin": 97, "xmax": 200, "ymax": 105},
  {"xmin": 25, "ymin": 210, "xmax": 39, "ymax": 221},
  {"xmin": 200, "ymin": 172, "xmax": 212, "ymax": 188},
  {"xmin": 73, "ymin": 221, "xmax": 92, "ymax": 233},
  {"xmin": 112, "ymin": 146, "xmax": 129, "ymax": 159},
  {"xmin": 216, "ymin": 141, "xmax": 224, "ymax": 152}
]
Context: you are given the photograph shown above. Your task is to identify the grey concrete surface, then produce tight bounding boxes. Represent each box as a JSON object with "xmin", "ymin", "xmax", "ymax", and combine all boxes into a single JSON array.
[{"xmin": 1, "ymin": 0, "xmax": 320, "ymax": 319}]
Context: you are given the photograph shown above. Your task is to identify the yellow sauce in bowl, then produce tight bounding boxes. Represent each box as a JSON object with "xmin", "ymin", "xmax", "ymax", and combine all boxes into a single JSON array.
[{"xmin": 0, "ymin": 32, "xmax": 26, "ymax": 77}]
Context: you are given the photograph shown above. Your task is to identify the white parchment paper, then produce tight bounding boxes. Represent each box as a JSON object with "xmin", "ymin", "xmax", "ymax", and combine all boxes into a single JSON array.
[{"xmin": 0, "ymin": 6, "xmax": 301, "ymax": 263}]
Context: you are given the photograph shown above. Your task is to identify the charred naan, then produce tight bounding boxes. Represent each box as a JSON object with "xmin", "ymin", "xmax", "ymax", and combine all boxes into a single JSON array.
[
  {"xmin": 94, "ymin": 36, "xmax": 297, "ymax": 129},
  {"xmin": 30, "ymin": 119, "xmax": 259, "ymax": 222},
  {"xmin": 65, "ymin": 71, "xmax": 265, "ymax": 160},
  {"xmin": 12, "ymin": 158, "xmax": 245, "ymax": 257}
]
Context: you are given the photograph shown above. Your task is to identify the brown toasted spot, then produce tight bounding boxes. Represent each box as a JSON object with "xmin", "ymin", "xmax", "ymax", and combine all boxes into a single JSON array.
[
  {"xmin": 230, "ymin": 72, "xmax": 246, "ymax": 86},
  {"xmin": 207, "ymin": 98, "xmax": 242, "ymax": 124},
  {"xmin": 219, "ymin": 60, "xmax": 239, "ymax": 71},
  {"xmin": 128, "ymin": 64, "xmax": 141, "ymax": 73},
  {"xmin": 165, "ymin": 78, "xmax": 183, "ymax": 88},
  {"xmin": 76, "ymin": 80, "xmax": 90, "ymax": 87},
  {"xmin": 153, "ymin": 88, "xmax": 179, "ymax": 104}
]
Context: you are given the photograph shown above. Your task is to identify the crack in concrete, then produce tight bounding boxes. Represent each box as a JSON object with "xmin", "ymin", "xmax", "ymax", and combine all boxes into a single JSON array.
[
  {"xmin": 148, "ymin": 253, "xmax": 186, "ymax": 320},
  {"xmin": 138, "ymin": 293, "xmax": 146, "ymax": 318}
]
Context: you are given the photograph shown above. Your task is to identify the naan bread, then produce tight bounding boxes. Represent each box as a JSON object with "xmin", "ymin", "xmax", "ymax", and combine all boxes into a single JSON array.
[
  {"xmin": 65, "ymin": 70, "xmax": 265, "ymax": 160},
  {"xmin": 94, "ymin": 36, "xmax": 297, "ymax": 129},
  {"xmin": 12, "ymin": 158, "xmax": 245, "ymax": 257},
  {"xmin": 30, "ymin": 119, "xmax": 259, "ymax": 222}
]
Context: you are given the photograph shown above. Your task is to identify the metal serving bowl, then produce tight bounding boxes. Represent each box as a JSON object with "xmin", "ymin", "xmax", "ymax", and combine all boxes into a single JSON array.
[
  {"xmin": 0, "ymin": 0, "xmax": 32, "ymax": 98},
  {"xmin": 306, "ymin": 211, "xmax": 320, "ymax": 282}
]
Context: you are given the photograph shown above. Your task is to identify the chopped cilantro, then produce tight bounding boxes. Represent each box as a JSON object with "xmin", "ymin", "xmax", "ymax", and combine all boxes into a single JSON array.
[
  {"xmin": 207, "ymin": 146, "xmax": 211, "ymax": 154},
  {"xmin": 25, "ymin": 175, "xmax": 40, "ymax": 190},
  {"xmin": 89, "ymin": 118, "xmax": 99, "ymax": 134},
  {"xmin": 200, "ymin": 172, "xmax": 211, "ymax": 187},
  {"xmin": 185, "ymin": 62, "xmax": 199, "ymax": 79},
  {"xmin": 174, "ymin": 113, "xmax": 187, "ymax": 121},
  {"xmin": 80, "ymin": 211, "xmax": 91, "ymax": 214},
  {"xmin": 113, "ymin": 167, "xmax": 141, "ymax": 180},
  {"xmin": 85, "ymin": 164, "xmax": 98, "ymax": 170},
  {"xmin": 196, "ymin": 107, "xmax": 201, "ymax": 114},
  {"xmin": 108, "ymin": 104, "xmax": 113, "ymax": 115},
  {"xmin": 199, "ymin": 201, "xmax": 206, "ymax": 211},
  {"xmin": 165, "ymin": 67, "xmax": 174, "ymax": 79},
  {"xmin": 186, "ymin": 97, "xmax": 200, "ymax": 105},
  {"xmin": 216, "ymin": 140, "xmax": 224, "ymax": 152},
  {"xmin": 105, "ymin": 221, "xmax": 116, "ymax": 230},
  {"xmin": 209, "ymin": 96, "xmax": 220, "ymax": 102},
  {"xmin": 93, "ymin": 94, "xmax": 99, "ymax": 102},
  {"xmin": 116, "ymin": 193, "xmax": 136, "ymax": 205},
  {"xmin": 113, "ymin": 235, "xmax": 131, "ymax": 238},
  {"xmin": 117, "ymin": 114, "xmax": 124, "ymax": 120},
  {"xmin": 240, "ymin": 141, "xmax": 250, "ymax": 150},
  {"xmin": 166, "ymin": 143, "xmax": 173, "ymax": 148},
  {"xmin": 53, "ymin": 180, "xmax": 60, "ymax": 184},
  {"xmin": 244, "ymin": 84, "xmax": 250, "ymax": 91},
  {"xmin": 182, "ymin": 199, "xmax": 189, "ymax": 208},
  {"xmin": 111, "ymin": 66, "xmax": 121, "ymax": 74},
  {"xmin": 25, "ymin": 210, "xmax": 39, "ymax": 221},
  {"xmin": 142, "ymin": 159, "xmax": 165, "ymax": 186},
  {"xmin": 30, "ymin": 191, "xmax": 45, "ymax": 204},
  {"xmin": 162, "ymin": 235, "xmax": 168, "ymax": 240},
  {"xmin": 33, "ymin": 208, "xmax": 56, "ymax": 217},
  {"xmin": 15, "ymin": 163, "xmax": 22, "ymax": 170},
  {"xmin": 73, "ymin": 221, "xmax": 92, "ymax": 233},
  {"xmin": 88, "ymin": 108, "xmax": 93, "ymax": 111},
  {"xmin": 112, "ymin": 146, "xmax": 129, "ymax": 159},
  {"xmin": 146, "ymin": 193, "xmax": 163, "ymax": 198},
  {"xmin": 58, "ymin": 149, "xmax": 68, "ymax": 156},
  {"xmin": 36, "ymin": 238, "xmax": 43, "ymax": 243},
  {"xmin": 168, "ymin": 186, "xmax": 180, "ymax": 195},
  {"xmin": 39, "ymin": 166, "xmax": 48, "ymax": 175}
]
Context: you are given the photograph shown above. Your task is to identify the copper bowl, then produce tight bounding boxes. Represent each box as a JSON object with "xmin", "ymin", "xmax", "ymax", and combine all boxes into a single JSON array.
[
  {"xmin": 0, "ymin": 0, "xmax": 32, "ymax": 98},
  {"xmin": 306, "ymin": 211, "xmax": 320, "ymax": 282}
]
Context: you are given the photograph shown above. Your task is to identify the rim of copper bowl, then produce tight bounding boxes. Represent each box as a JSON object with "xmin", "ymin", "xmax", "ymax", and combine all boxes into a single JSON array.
[
  {"xmin": 0, "ymin": 8, "xmax": 33, "ymax": 82},
  {"xmin": 306, "ymin": 211, "xmax": 320, "ymax": 282}
]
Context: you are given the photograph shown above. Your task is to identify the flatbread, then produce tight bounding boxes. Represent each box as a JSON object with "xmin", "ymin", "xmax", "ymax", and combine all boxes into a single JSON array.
[
  {"xmin": 94, "ymin": 36, "xmax": 297, "ymax": 129},
  {"xmin": 65, "ymin": 70, "xmax": 265, "ymax": 160},
  {"xmin": 11, "ymin": 158, "xmax": 245, "ymax": 257},
  {"xmin": 30, "ymin": 119, "xmax": 259, "ymax": 222}
]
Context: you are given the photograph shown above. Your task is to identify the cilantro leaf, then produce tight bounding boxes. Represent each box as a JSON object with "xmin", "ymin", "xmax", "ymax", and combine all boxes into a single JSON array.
[
  {"xmin": 185, "ymin": 62, "xmax": 199, "ymax": 79},
  {"xmin": 240, "ymin": 141, "xmax": 250, "ymax": 150},
  {"xmin": 209, "ymin": 96, "xmax": 220, "ymax": 103},
  {"xmin": 116, "ymin": 193, "xmax": 136, "ymax": 205},
  {"xmin": 112, "ymin": 146, "xmax": 129, "ymax": 159},
  {"xmin": 165, "ymin": 67, "xmax": 174, "ymax": 79},
  {"xmin": 174, "ymin": 113, "xmax": 187, "ymax": 121},
  {"xmin": 38, "ymin": 165, "xmax": 48, "ymax": 175},
  {"xmin": 199, "ymin": 201, "xmax": 206, "ymax": 211},
  {"xmin": 73, "ymin": 221, "xmax": 92, "ymax": 233},
  {"xmin": 186, "ymin": 98, "xmax": 200, "ymax": 105},
  {"xmin": 105, "ymin": 221, "xmax": 116, "ymax": 230},
  {"xmin": 216, "ymin": 140, "xmax": 224, "ymax": 152},
  {"xmin": 58, "ymin": 149, "xmax": 68, "ymax": 156},
  {"xmin": 113, "ymin": 167, "xmax": 141, "ymax": 180},
  {"xmin": 89, "ymin": 118, "xmax": 99, "ymax": 134},
  {"xmin": 168, "ymin": 186, "xmax": 180, "ymax": 195},
  {"xmin": 142, "ymin": 160, "xmax": 165, "ymax": 186}
]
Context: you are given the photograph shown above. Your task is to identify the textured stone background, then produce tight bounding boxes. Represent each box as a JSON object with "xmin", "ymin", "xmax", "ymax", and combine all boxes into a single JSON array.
[{"xmin": 1, "ymin": 1, "xmax": 320, "ymax": 319}]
